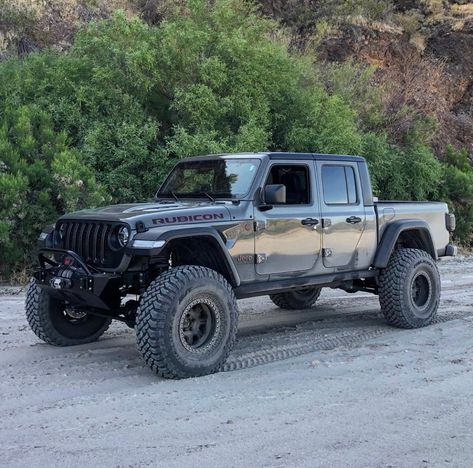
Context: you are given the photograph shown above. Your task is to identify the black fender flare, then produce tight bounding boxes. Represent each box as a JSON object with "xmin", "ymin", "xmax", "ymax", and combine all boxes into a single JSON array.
[
  {"xmin": 373, "ymin": 219, "xmax": 437, "ymax": 269},
  {"xmin": 129, "ymin": 226, "xmax": 241, "ymax": 287}
]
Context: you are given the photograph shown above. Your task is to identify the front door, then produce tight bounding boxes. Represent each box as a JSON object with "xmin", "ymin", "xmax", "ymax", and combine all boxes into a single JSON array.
[
  {"xmin": 255, "ymin": 163, "xmax": 322, "ymax": 276},
  {"xmin": 316, "ymin": 161, "xmax": 366, "ymax": 269}
]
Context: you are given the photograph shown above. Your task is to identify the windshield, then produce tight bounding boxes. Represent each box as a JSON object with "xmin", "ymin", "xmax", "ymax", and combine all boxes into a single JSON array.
[{"xmin": 158, "ymin": 158, "xmax": 260, "ymax": 199}]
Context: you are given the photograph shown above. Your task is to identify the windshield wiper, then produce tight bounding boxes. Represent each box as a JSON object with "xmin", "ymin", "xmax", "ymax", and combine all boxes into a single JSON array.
[
  {"xmin": 200, "ymin": 192, "xmax": 215, "ymax": 203},
  {"xmin": 169, "ymin": 191, "xmax": 180, "ymax": 202},
  {"xmin": 156, "ymin": 191, "xmax": 180, "ymax": 202}
]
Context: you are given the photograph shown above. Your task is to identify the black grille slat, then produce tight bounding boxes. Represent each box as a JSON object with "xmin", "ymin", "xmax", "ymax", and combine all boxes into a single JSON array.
[
  {"xmin": 71, "ymin": 223, "xmax": 79, "ymax": 254},
  {"xmin": 96, "ymin": 224, "xmax": 103, "ymax": 262},
  {"xmin": 84, "ymin": 223, "xmax": 93, "ymax": 261},
  {"xmin": 92, "ymin": 224, "xmax": 100, "ymax": 262},
  {"xmin": 76, "ymin": 224, "xmax": 82, "ymax": 254},
  {"xmin": 56, "ymin": 220, "xmax": 125, "ymax": 269},
  {"xmin": 77, "ymin": 223, "xmax": 86, "ymax": 258},
  {"xmin": 65, "ymin": 223, "xmax": 74, "ymax": 248},
  {"xmin": 80, "ymin": 223, "xmax": 87, "ymax": 259},
  {"xmin": 99, "ymin": 224, "xmax": 109, "ymax": 264}
]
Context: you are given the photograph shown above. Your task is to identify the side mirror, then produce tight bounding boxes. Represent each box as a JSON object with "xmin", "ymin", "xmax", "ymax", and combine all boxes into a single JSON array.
[{"xmin": 264, "ymin": 184, "xmax": 286, "ymax": 205}]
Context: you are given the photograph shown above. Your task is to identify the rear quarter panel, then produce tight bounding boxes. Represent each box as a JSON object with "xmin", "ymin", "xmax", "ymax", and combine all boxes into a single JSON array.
[{"xmin": 376, "ymin": 201, "xmax": 450, "ymax": 256}]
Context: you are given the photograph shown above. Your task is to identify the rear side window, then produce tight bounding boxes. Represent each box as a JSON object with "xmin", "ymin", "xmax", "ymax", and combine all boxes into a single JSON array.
[{"xmin": 322, "ymin": 165, "xmax": 358, "ymax": 205}]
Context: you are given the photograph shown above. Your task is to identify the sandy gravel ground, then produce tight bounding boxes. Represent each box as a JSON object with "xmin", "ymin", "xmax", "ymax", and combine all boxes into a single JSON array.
[{"xmin": 1, "ymin": 257, "xmax": 473, "ymax": 467}]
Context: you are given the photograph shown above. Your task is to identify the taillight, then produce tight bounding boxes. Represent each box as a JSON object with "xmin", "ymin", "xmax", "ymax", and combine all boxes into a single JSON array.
[{"xmin": 446, "ymin": 213, "xmax": 456, "ymax": 232}]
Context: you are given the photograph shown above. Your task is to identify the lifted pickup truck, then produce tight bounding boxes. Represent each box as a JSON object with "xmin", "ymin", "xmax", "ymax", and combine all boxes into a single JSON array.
[{"xmin": 27, "ymin": 152, "xmax": 457, "ymax": 378}]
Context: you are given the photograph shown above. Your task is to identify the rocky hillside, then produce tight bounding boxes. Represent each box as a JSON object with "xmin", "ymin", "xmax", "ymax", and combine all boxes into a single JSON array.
[
  {"xmin": 260, "ymin": 0, "xmax": 473, "ymax": 158},
  {"xmin": 1, "ymin": 0, "xmax": 472, "ymax": 158}
]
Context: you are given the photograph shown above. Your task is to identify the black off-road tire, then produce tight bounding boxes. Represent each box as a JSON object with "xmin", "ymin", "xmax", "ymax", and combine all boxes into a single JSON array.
[
  {"xmin": 25, "ymin": 281, "xmax": 111, "ymax": 346},
  {"xmin": 269, "ymin": 287, "xmax": 322, "ymax": 310},
  {"xmin": 135, "ymin": 265, "xmax": 239, "ymax": 379},
  {"xmin": 379, "ymin": 248, "xmax": 440, "ymax": 329}
]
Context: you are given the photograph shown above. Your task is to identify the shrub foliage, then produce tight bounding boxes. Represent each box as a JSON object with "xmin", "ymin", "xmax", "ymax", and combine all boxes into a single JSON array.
[
  {"xmin": 0, "ymin": 0, "xmax": 471, "ymax": 276},
  {"xmin": 440, "ymin": 147, "xmax": 473, "ymax": 245},
  {"xmin": 0, "ymin": 105, "xmax": 106, "ymax": 272}
]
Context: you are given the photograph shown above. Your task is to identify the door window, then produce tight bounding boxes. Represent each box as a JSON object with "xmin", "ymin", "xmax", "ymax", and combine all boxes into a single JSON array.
[
  {"xmin": 265, "ymin": 165, "xmax": 310, "ymax": 205},
  {"xmin": 322, "ymin": 165, "xmax": 358, "ymax": 205}
]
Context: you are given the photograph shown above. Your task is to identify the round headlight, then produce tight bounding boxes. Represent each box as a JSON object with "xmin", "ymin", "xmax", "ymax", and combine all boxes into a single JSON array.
[{"xmin": 117, "ymin": 226, "xmax": 130, "ymax": 247}]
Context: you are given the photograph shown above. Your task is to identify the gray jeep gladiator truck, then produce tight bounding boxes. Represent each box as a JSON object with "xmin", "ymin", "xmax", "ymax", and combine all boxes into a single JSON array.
[{"xmin": 27, "ymin": 152, "xmax": 457, "ymax": 378}]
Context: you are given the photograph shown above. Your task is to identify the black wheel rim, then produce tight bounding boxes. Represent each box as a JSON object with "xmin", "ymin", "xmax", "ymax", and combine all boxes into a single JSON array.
[
  {"xmin": 62, "ymin": 307, "xmax": 88, "ymax": 324},
  {"xmin": 410, "ymin": 271, "xmax": 432, "ymax": 316},
  {"xmin": 179, "ymin": 298, "xmax": 219, "ymax": 353}
]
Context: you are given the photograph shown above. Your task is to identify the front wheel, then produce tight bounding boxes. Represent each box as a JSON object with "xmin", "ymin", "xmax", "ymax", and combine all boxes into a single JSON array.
[
  {"xmin": 135, "ymin": 266, "xmax": 239, "ymax": 379},
  {"xmin": 25, "ymin": 281, "xmax": 111, "ymax": 345},
  {"xmin": 379, "ymin": 248, "xmax": 440, "ymax": 329}
]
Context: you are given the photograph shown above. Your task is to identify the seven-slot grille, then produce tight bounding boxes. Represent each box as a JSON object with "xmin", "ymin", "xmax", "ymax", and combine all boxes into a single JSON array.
[{"xmin": 55, "ymin": 221, "xmax": 127, "ymax": 269}]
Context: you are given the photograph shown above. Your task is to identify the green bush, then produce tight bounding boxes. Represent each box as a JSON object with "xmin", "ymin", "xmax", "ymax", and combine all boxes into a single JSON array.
[
  {"xmin": 363, "ymin": 133, "xmax": 473, "ymax": 245},
  {"xmin": 440, "ymin": 146, "xmax": 473, "ymax": 246},
  {"xmin": 154, "ymin": 0, "xmax": 364, "ymax": 156},
  {"xmin": 0, "ymin": 1, "xmax": 368, "ymax": 275},
  {"xmin": 0, "ymin": 105, "xmax": 106, "ymax": 275},
  {"xmin": 362, "ymin": 132, "xmax": 405, "ymax": 198},
  {"xmin": 0, "ymin": 0, "xmax": 365, "ymax": 204},
  {"xmin": 362, "ymin": 130, "xmax": 441, "ymax": 201},
  {"xmin": 0, "ymin": 14, "xmax": 165, "ymax": 202},
  {"xmin": 0, "ymin": 0, "xmax": 470, "ymax": 276},
  {"xmin": 316, "ymin": 59, "xmax": 383, "ymax": 131}
]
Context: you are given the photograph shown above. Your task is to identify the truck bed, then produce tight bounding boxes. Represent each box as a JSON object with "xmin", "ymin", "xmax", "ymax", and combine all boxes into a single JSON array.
[{"xmin": 374, "ymin": 200, "xmax": 450, "ymax": 256}]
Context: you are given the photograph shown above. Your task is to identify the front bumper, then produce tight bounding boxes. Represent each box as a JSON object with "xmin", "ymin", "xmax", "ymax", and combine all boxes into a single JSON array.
[{"xmin": 34, "ymin": 248, "xmax": 122, "ymax": 310}]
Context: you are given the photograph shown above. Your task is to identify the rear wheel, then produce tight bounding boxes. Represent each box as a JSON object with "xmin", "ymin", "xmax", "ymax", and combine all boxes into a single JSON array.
[
  {"xmin": 25, "ymin": 281, "xmax": 111, "ymax": 345},
  {"xmin": 379, "ymin": 248, "xmax": 440, "ymax": 329},
  {"xmin": 269, "ymin": 287, "xmax": 321, "ymax": 310},
  {"xmin": 135, "ymin": 265, "xmax": 238, "ymax": 379}
]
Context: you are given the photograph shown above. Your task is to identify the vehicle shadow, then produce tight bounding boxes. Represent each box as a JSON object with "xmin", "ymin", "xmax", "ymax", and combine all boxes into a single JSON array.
[{"xmin": 15, "ymin": 300, "xmax": 385, "ymax": 384}]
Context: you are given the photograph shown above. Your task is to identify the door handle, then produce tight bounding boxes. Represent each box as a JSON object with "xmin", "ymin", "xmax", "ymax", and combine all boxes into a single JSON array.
[
  {"xmin": 301, "ymin": 218, "xmax": 319, "ymax": 226},
  {"xmin": 346, "ymin": 216, "xmax": 362, "ymax": 224}
]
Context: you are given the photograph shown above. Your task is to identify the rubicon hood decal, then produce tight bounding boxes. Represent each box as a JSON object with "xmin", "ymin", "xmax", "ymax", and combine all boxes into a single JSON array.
[
  {"xmin": 60, "ymin": 201, "xmax": 232, "ymax": 227},
  {"xmin": 153, "ymin": 213, "xmax": 226, "ymax": 224}
]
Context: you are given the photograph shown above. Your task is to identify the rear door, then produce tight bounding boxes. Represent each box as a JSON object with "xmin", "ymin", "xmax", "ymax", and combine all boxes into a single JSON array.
[{"xmin": 316, "ymin": 161, "xmax": 366, "ymax": 269}]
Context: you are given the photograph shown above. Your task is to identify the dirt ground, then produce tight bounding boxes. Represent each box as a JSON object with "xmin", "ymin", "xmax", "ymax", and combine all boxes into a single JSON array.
[{"xmin": 1, "ymin": 256, "xmax": 473, "ymax": 467}]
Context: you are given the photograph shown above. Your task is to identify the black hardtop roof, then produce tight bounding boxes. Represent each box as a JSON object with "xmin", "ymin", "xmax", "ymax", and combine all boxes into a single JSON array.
[
  {"xmin": 266, "ymin": 152, "xmax": 365, "ymax": 162},
  {"xmin": 181, "ymin": 152, "xmax": 366, "ymax": 163}
]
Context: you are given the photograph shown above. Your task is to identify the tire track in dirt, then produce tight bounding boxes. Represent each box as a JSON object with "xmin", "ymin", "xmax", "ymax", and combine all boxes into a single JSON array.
[{"xmin": 223, "ymin": 306, "xmax": 473, "ymax": 372}]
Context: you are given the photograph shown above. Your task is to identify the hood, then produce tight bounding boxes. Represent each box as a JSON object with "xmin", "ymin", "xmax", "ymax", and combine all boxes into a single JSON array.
[{"xmin": 60, "ymin": 201, "xmax": 233, "ymax": 229}]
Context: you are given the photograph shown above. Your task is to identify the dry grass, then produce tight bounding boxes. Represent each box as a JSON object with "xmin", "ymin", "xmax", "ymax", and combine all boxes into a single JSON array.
[
  {"xmin": 379, "ymin": 51, "xmax": 451, "ymax": 143},
  {"xmin": 394, "ymin": 11, "xmax": 421, "ymax": 36},
  {"xmin": 0, "ymin": 0, "xmax": 138, "ymax": 56},
  {"xmin": 451, "ymin": 3, "xmax": 473, "ymax": 18},
  {"xmin": 421, "ymin": 0, "xmax": 444, "ymax": 17},
  {"xmin": 349, "ymin": 16, "xmax": 403, "ymax": 34},
  {"xmin": 409, "ymin": 32, "xmax": 426, "ymax": 51},
  {"xmin": 424, "ymin": 3, "xmax": 473, "ymax": 31},
  {"xmin": 9, "ymin": 265, "xmax": 32, "ymax": 286}
]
